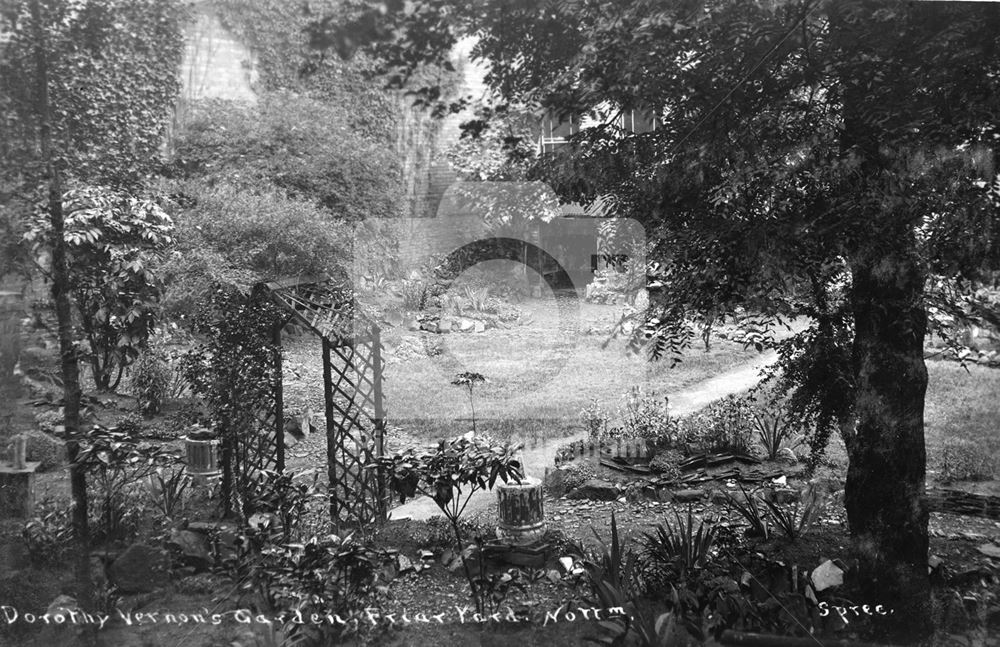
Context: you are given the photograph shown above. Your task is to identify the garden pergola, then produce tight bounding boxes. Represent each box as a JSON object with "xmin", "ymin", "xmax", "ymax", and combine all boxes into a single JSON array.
[{"xmin": 251, "ymin": 276, "xmax": 388, "ymax": 528}]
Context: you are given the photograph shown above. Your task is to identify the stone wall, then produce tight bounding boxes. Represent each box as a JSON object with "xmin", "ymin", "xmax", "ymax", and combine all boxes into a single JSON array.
[
  {"xmin": 393, "ymin": 38, "xmax": 495, "ymax": 271},
  {"xmin": 166, "ymin": 1, "xmax": 258, "ymax": 152}
]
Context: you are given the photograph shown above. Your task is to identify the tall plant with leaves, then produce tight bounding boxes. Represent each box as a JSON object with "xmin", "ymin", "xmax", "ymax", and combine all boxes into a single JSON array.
[
  {"xmin": 451, "ymin": 371, "xmax": 485, "ymax": 435},
  {"xmin": 1, "ymin": 0, "xmax": 184, "ymax": 606},
  {"xmin": 374, "ymin": 435, "xmax": 522, "ymax": 614},
  {"xmin": 24, "ymin": 187, "xmax": 175, "ymax": 391},
  {"xmin": 182, "ymin": 287, "xmax": 282, "ymax": 519}
]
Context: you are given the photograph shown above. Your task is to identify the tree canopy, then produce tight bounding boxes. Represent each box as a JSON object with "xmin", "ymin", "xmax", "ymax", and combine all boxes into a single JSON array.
[{"xmin": 314, "ymin": 1, "xmax": 1000, "ymax": 641}]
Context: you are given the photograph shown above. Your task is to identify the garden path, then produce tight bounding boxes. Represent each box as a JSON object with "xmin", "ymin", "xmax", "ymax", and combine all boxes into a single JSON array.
[{"xmin": 388, "ymin": 350, "xmax": 778, "ymax": 521}]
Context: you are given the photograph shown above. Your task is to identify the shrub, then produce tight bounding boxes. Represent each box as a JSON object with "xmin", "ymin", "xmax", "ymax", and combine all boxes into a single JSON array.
[
  {"xmin": 678, "ymin": 395, "xmax": 755, "ymax": 455},
  {"xmin": 240, "ymin": 533, "xmax": 379, "ymax": 645},
  {"xmin": 24, "ymin": 187, "xmax": 174, "ymax": 391},
  {"xmin": 941, "ymin": 437, "xmax": 998, "ymax": 482},
  {"xmin": 601, "ymin": 386, "xmax": 679, "ymax": 445},
  {"xmin": 238, "ymin": 469, "xmax": 321, "ymax": 541},
  {"xmin": 76, "ymin": 425, "xmax": 181, "ymax": 544},
  {"xmin": 22, "ymin": 429, "xmax": 66, "ymax": 471},
  {"xmin": 753, "ymin": 407, "xmax": 803, "ymax": 461},
  {"xmin": 642, "ymin": 508, "xmax": 718, "ymax": 579},
  {"xmin": 762, "ymin": 485, "xmax": 825, "ymax": 541},
  {"xmin": 375, "ymin": 435, "xmax": 523, "ymax": 614},
  {"xmin": 618, "ymin": 386, "xmax": 673, "ymax": 440},
  {"xmin": 111, "ymin": 411, "xmax": 145, "ymax": 438},
  {"xmin": 129, "ymin": 348, "xmax": 171, "ymax": 416},
  {"xmin": 146, "ymin": 467, "xmax": 191, "ymax": 520},
  {"xmin": 21, "ymin": 496, "xmax": 74, "ymax": 566},
  {"xmin": 724, "ymin": 484, "xmax": 771, "ymax": 539},
  {"xmin": 580, "ymin": 398, "xmax": 609, "ymax": 441},
  {"xmin": 400, "ymin": 278, "xmax": 428, "ymax": 310}
]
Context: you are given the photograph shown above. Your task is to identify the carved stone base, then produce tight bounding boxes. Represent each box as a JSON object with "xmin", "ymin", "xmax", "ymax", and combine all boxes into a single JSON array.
[{"xmin": 496, "ymin": 477, "xmax": 545, "ymax": 545}]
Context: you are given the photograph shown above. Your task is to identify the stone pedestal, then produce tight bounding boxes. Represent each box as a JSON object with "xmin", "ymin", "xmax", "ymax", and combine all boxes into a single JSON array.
[
  {"xmin": 0, "ymin": 462, "xmax": 41, "ymax": 517},
  {"xmin": 496, "ymin": 477, "xmax": 545, "ymax": 544}
]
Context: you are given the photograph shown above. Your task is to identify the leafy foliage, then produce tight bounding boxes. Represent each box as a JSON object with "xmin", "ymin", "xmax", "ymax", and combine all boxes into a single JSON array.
[
  {"xmin": 642, "ymin": 508, "xmax": 719, "ymax": 579},
  {"xmin": 146, "ymin": 466, "xmax": 190, "ymax": 520},
  {"xmin": 762, "ymin": 493, "xmax": 822, "ymax": 542},
  {"xmin": 451, "ymin": 371, "xmax": 485, "ymax": 434},
  {"xmin": 724, "ymin": 485, "xmax": 771, "ymax": 540},
  {"xmin": 182, "ymin": 287, "xmax": 282, "ymax": 518},
  {"xmin": 319, "ymin": 7, "xmax": 1000, "ymax": 631},
  {"xmin": 212, "ymin": 0, "xmax": 398, "ymax": 142},
  {"xmin": 677, "ymin": 395, "xmax": 756, "ymax": 456},
  {"xmin": 129, "ymin": 347, "xmax": 171, "ymax": 417},
  {"xmin": 228, "ymin": 531, "xmax": 378, "ymax": 646},
  {"xmin": 163, "ymin": 92, "xmax": 401, "ymax": 314},
  {"xmin": 574, "ymin": 512, "xmax": 681, "ymax": 647},
  {"xmin": 374, "ymin": 434, "xmax": 522, "ymax": 613},
  {"xmin": 75, "ymin": 424, "xmax": 182, "ymax": 543},
  {"xmin": 1, "ymin": 0, "xmax": 185, "ymax": 187},
  {"xmin": 24, "ymin": 186, "xmax": 175, "ymax": 391},
  {"xmin": 21, "ymin": 495, "xmax": 74, "ymax": 566},
  {"xmin": 580, "ymin": 397, "xmax": 610, "ymax": 441},
  {"xmin": 752, "ymin": 406, "xmax": 803, "ymax": 462}
]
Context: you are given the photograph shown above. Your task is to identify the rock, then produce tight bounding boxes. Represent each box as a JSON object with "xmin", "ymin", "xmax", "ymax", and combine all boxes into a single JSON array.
[
  {"xmin": 672, "ymin": 488, "xmax": 705, "ymax": 503},
  {"xmin": 109, "ymin": 544, "xmax": 170, "ymax": 593},
  {"xmin": 977, "ymin": 543, "xmax": 1000, "ymax": 559},
  {"xmin": 566, "ymin": 479, "xmax": 619, "ymax": 501},
  {"xmin": 405, "ymin": 318, "xmax": 421, "ymax": 331},
  {"xmin": 546, "ymin": 569, "xmax": 561, "ymax": 583},
  {"xmin": 447, "ymin": 555, "xmax": 467, "ymax": 573},
  {"xmin": 773, "ymin": 488, "xmax": 799, "ymax": 504},
  {"xmin": 543, "ymin": 468, "xmax": 572, "ymax": 498},
  {"xmin": 440, "ymin": 548, "xmax": 455, "ymax": 567},
  {"xmin": 397, "ymin": 554, "xmax": 414, "ymax": 574},
  {"xmin": 167, "ymin": 529, "xmax": 211, "ymax": 571},
  {"xmin": 419, "ymin": 550, "xmax": 434, "ymax": 561},
  {"xmin": 778, "ymin": 448, "xmax": 798, "ymax": 464},
  {"xmin": 474, "ymin": 321, "xmax": 486, "ymax": 333},
  {"xmin": 458, "ymin": 318, "xmax": 475, "ymax": 332},
  {"xmin": 558, "ymin": 557, "xmax": 574, "ymax": 572},
  {"xmin": 811, "ymin": 559, "xmax": 844, "ymax": 592},
  {"xmin": 380, "ymin": 562, "xmax": 398, "ymax": 582}
]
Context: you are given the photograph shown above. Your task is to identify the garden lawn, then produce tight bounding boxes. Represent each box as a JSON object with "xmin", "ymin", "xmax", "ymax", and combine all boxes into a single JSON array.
[
  {"xmin": 381, "ymin": 297, "xmax": 771, "ymax": 443},
  {"xmin": 924, "ymin": 359, "xmax": 1000, "ymax": 482}
]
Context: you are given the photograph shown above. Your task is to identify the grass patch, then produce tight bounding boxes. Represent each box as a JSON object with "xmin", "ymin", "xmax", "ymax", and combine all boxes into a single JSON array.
[
  {"xmin": 384, "ymin": 299, "xmax": 767, "ymax": 443},
  {"xmin": 925, "ymin": 360, "xmax": 1000, "ymax": 482}
]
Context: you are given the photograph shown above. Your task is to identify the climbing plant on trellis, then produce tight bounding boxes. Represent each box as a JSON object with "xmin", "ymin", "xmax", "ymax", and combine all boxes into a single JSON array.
[
  {"xmin": 183, "ymin": 286, "xmax": 286, "ymax": 519},
  {"xmin": 255, "ymin": 276, "xmax": 388, "ymax": 528}
]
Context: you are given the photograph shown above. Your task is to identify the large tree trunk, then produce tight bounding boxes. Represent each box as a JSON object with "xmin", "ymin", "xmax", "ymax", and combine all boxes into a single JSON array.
[
  {"xmin": 30, "ymin": 0, "xmax": 92, "ymax": 610},
  {"xmin": 845, "ymin": 247, "xmax": 930, "ymax": 643}
]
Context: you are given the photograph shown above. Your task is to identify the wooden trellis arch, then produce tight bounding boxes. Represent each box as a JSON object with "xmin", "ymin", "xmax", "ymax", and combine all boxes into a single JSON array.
[{"xmin": 253, "ymin": 276, "xmax": 388, "ymax": 528}]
